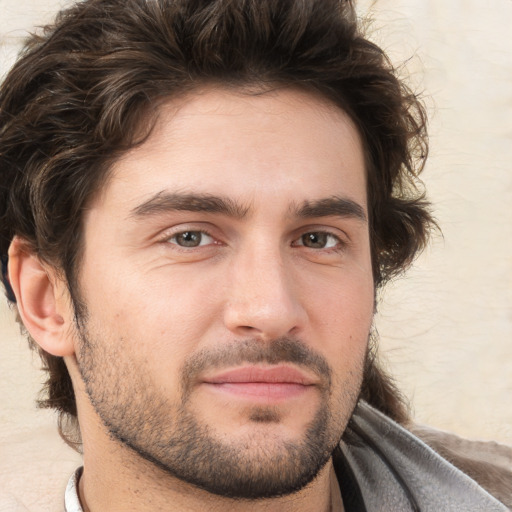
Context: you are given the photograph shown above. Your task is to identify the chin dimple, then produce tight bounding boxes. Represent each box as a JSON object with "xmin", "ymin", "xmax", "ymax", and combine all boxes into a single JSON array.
[{"xmin": 248, "ymin": 407, "xmax": 282, "ymax": 423}]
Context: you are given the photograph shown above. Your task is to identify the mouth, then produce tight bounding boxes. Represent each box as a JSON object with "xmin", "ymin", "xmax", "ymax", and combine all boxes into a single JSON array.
[{"xmin": 201, "ymin": 365, "xmax": 318, "ymax": 402}]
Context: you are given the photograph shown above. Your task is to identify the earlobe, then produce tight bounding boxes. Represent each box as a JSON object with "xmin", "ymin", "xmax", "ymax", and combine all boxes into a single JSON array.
[{"xmin": 7, "ymin": 238, "xmax": 75, "ymax": 357}]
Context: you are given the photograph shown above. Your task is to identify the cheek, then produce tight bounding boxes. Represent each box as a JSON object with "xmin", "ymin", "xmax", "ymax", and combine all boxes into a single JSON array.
[
  {"xmin": 80, "ymin": 266, "xmax": 222, "ymax": 373},
  {"xmin": 307, "ymin": 263, "xmax": 374, "ymax": 324},
  {"xmin": 304, "ymin": 269, "xmax": 374, "ymax": 360}
]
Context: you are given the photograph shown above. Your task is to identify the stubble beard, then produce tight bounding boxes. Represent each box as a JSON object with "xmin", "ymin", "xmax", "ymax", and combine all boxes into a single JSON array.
[{"xmin": 75, "ymin": 324, "xmax": 366, "ymax": 500}]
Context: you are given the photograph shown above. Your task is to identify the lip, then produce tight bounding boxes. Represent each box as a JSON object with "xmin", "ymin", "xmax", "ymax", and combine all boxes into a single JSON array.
[
  {"xmin": 201, "ymin": 365, "xmax": 317, "ymax": 402},
  {"xmin": 203, "ymin": 365, "xmax": 316, "ymax": 385}
]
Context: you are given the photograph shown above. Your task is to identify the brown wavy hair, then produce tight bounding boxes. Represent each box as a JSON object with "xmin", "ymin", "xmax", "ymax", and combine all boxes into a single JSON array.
[{"xmin": 0, "ymin": 0, "xmax": 434, "ymax": 447}]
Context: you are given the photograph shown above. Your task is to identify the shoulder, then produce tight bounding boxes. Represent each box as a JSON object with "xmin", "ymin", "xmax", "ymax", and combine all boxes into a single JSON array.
[
  {"xmin": 410, "ymin": 423, "xmax": 512, "ymax": 509},
  {"xmin": 343, "ymin": 402, "xmax": 510, "ymax": 511}
]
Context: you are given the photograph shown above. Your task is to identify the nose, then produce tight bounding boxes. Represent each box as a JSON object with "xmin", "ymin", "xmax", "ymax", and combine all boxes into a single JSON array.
[{"xmin": 222, "ymin": 245, "xmax": 307, "ymax": 340}]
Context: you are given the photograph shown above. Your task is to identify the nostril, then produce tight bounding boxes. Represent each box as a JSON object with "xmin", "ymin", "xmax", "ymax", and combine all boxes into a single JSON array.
[{"xmin": 239, "ymin": 325, "xmax": 259, "ymax": 333}]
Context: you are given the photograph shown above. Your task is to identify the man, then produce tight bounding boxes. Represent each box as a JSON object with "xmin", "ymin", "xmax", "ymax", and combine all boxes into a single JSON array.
[{"xmin": 0, "ymin": 0, "xmax": 510, "ymax": 510}]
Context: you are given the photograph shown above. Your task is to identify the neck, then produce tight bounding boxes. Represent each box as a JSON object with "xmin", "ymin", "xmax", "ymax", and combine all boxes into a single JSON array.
[{"xmin": 78, "ymin": 444, "xmax": 343, "ymax": 512}]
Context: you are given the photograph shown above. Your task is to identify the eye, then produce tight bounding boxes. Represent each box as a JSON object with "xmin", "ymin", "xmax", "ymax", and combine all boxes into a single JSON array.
[
  {"xmin": 296, "ymin": 232, "xmax": 340, "ymax": 249},
  {"xmin": 168, "ymin": 230, "xmax": 214, "ymax": 248}
]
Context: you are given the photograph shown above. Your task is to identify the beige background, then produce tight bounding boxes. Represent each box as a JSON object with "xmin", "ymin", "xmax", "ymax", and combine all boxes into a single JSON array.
[{"xmin": 1, "ymin": 0, "xmax": 511, "ymax": 509}]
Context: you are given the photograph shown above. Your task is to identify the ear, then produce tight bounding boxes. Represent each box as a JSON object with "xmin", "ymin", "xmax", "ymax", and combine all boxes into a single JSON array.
[{"xmin": 8, "ymin": 237, "xmax": 75, "ymax": 357}]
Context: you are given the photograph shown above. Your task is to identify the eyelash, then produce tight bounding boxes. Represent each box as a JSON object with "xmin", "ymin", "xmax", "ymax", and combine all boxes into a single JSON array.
[
  {"xmin": 164, "ymin": 228, "xmax": 218, "ymax": 249},
  {"xmin": 293, "ymin": 232, "xmax": 345, "ymax": 251},
  {"xmin": 162, "ymin": 228, "xmax": 347, "ymax": 252}
]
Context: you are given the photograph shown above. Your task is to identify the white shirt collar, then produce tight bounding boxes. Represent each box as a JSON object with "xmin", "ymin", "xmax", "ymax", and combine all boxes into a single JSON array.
[{"xmin": 64, "ymin": 467, "xmax": 83, "ymax": 512}]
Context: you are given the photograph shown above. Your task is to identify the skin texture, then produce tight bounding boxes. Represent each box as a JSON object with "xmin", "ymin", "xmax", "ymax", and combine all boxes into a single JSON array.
[{"xmin": 10, "ymin": 87, "xmax": 374, "ymax": 511}]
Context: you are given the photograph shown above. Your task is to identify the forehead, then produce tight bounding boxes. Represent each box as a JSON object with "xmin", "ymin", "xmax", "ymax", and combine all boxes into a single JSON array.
[{"xmin": 98, "ymin": 87, "xmax": 367, "ymax": 214}]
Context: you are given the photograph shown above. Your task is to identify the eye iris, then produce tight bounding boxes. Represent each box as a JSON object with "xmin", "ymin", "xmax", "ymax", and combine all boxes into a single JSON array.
[
  {"xmin": 176, "ymin": 231, "xmax": 201, "ymax": 247},
  {"xmin": 303, "ymin": 232, "xmax": 328, "ymax": 248}
]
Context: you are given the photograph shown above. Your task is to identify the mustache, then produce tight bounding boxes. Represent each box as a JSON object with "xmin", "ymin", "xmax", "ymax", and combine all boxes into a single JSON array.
[{"xmin": 180, "ymin": 337, "xmax": 332, "ymax": 394}]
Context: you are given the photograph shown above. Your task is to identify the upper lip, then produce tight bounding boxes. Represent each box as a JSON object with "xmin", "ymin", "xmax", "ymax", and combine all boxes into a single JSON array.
[{"xmin": 202, "ymin": 365, "xmax": 317, "ymax": 386}]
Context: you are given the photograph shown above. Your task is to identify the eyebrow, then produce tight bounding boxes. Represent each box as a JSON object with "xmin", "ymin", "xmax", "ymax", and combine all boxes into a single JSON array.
[
  {"xmin": 130, "ymin": 192, "xmax": 367, "ymax": 223},
  {"xmin": 130, "ymin": 191, "xmax": 250, "ymax": 219},
  {"xmin": 293, "ymin": 196, "xmax": 367, "ymax": 223}
]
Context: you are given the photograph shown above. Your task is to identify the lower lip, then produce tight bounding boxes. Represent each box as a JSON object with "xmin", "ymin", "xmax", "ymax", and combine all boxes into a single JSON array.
[{"xmin": 203, "ymin": 382, "xmax": 311, "ymax": 402}]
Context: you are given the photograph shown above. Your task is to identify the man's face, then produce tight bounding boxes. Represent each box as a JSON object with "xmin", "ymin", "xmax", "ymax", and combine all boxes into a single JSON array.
[{"xmin": 74, "ymin": 87, "xmax": 374, "ymax": 498}]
